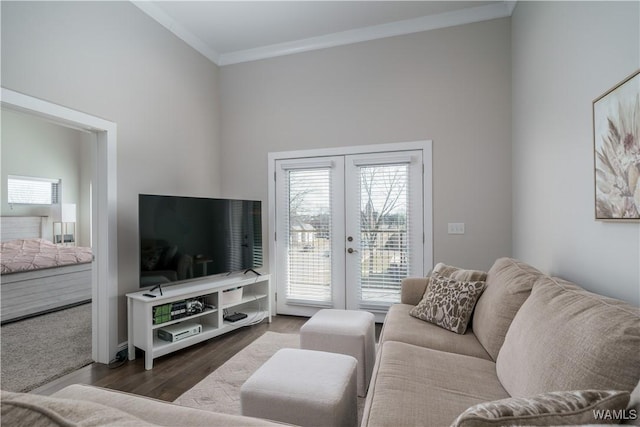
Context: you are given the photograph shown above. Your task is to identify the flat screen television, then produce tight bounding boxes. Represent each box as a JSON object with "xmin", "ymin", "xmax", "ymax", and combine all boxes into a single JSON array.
[{"xmin": 138, "ymin": 194, "xmax": 262, "ymax": 288}]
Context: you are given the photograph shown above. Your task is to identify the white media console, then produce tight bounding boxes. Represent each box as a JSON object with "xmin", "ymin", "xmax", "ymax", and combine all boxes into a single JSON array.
[{"xmin": 127, "ymin": 273, "xmax": 271, "ymax": 369}]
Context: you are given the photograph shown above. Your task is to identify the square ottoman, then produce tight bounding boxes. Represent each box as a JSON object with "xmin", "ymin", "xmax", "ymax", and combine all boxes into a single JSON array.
[
  {"xmin": 240, "ymin": 348, "xmax": 357, "ymax": 427},
  {"xmin": 300, "ymin": 309, "xmax": 375, "ymax": 397}
]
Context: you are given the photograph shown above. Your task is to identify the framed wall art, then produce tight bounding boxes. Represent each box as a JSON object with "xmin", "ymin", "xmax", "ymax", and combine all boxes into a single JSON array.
[{"xmin": 593, "ymin": 70, "xmax": 640, "ymax": 221}]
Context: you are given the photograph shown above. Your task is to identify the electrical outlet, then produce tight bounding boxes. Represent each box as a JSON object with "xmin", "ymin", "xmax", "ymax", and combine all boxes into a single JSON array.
[{"xmin": 447, "ymin": 223, "xmax": 465, "ymax": 234}]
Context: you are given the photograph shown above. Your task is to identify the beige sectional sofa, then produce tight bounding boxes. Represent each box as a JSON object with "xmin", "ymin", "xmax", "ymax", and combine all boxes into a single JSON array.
[
  {"xmin": 361, "ymin": 257, "xmax": 640, "ymax": 426},
  {"xmin": 1, "ymin": 385, "xmax": 283, "ymax": 426},
  {"xmin": 2, "ymin": 257, "xmax": 639, "ymax": 426}
]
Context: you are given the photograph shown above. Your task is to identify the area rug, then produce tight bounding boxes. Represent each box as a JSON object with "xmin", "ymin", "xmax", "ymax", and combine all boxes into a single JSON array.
[
  {"xmin": 175, "ymin": 331, "xmax": 300, "ymax": 414},
  {"xmin": 1, "ymin": 303, "xmax": 93, "ymax": 392},
  {"xmin": 175, "ymin": 331, "xmax": 367, "ymax": 422}
]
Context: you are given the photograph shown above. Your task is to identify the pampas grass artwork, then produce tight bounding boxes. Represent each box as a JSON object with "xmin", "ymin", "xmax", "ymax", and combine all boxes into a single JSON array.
[{"xmin": 593, "ymin": 70, "xmax": 640, "ymax": 220}]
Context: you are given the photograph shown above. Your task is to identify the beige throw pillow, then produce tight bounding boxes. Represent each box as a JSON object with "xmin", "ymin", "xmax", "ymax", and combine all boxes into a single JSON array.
[
  {"xmin": 432, "ymin": 262, "xmax": 488, "ymax": 282},
  {"xmin": 451, "ymin": 389, "xmax": 631, "ymax": 427},
  {"xmin": 409, "ymin": 273, "xmax": 485, "ymax": 334}
]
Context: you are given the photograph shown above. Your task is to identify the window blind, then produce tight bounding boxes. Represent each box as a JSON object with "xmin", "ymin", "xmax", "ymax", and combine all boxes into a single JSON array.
[
  {"xmin": 357, "ymin": 164, "xmax": 409, "ymax": 306},
  {"xmin": 8, "ymin": 175, "xmax": 60, "ymax": 205},
  {"xmin": 285, "ymin": 168, "xmax": 333, "ymax": 303}
]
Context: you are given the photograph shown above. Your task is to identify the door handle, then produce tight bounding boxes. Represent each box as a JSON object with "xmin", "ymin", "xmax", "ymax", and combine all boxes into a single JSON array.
[{"xmin": 347, "ymin": 248, "xmax": 358, "ymax": 254}]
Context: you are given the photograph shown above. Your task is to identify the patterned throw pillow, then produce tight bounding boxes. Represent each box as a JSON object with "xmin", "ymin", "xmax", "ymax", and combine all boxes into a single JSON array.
[
  {"xmin": 450, "ymin": 390, "xmax": 631, "ymax": 427},
  {"xmin": 409, "ymin": 273, "xmax": 485, "ymax": 334}
]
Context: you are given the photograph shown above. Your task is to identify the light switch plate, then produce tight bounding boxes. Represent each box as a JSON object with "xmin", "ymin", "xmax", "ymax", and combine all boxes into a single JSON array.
[{"xmin": 448, "ymin": 223, "xmax": 465, "ymax": 234}]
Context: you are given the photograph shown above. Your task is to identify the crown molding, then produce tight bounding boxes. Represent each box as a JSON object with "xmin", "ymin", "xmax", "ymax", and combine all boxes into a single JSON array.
[
  {"xmin": 505, "ymin": 1, "xmax": 518, "ymax": 16},
  {"xmin": 132, "ymin": 1, "xmax": 220, "ymax": 64},
  {"xmin": 133, "ymin": 1, "xmax": 515, "ymax": 67},
  {"xmin": 218, "ymin": 2, "xmax": 514, "ymax": 65}
]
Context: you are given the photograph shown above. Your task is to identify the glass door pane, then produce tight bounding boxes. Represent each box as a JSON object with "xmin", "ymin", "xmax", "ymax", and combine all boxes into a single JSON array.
[
  {"xmin": 358, "ymin": 164, "xmax": 409, "ymax": 305},
  {"xmin": 345, "ymin": 152, "xmax": 423, "ymax": 311},
  {"xmin": 286, "ymin": 168, "xmax": 332, "ymax": 302},
  {"xmin": 275, "ymin": 157, "xmax": 345, "ymax": 316}
]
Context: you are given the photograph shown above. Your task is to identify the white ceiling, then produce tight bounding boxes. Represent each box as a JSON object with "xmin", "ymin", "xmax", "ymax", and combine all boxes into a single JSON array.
[{"xmin": 133, "ymin": 1, "xmax": 516, "ymax": 66}]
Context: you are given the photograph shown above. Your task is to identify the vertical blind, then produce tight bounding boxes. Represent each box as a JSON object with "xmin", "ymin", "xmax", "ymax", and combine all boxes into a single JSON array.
[
  {"xmin": 285, "ymin": 168, "xmax": 333, "ymax": 303},
  {"xmin": 357, "ymin": 164, "xmax": 409, "ymax": 306}
]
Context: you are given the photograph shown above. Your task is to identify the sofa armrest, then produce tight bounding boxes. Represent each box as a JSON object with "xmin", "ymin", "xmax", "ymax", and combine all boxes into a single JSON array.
[
  {"xmin": 52, "ymin": 384, "xmax": 284, "ymax": 426},
  {"xmin": 401, "ymin": 277, "xmax": 429, "ymax": 305}
]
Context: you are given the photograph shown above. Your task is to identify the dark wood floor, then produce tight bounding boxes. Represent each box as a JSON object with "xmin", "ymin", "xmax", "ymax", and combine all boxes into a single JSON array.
[{"xmin": 32, "ymin": 315, "xmax": 382, "ymax": 402}]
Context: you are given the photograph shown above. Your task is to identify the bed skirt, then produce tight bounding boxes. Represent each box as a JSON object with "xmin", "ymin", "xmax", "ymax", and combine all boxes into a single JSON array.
[{"xmin": 1, "ymin": 263, "xmax": 92, "ymax": 324}]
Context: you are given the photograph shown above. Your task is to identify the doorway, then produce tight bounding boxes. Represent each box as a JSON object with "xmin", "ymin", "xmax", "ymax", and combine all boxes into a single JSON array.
[
  {"xmin": 269, "ymin": 142, "xmax": 432, "ymax": 322},
  {"xmin": 1, "ymin": 88, "xmax": 118, "ymax": 364}
]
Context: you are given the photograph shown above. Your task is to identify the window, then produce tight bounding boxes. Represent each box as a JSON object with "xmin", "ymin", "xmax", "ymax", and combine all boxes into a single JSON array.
[{"xmin": 7, "ymin": 175, "xmax": 60, "ymax": 205}]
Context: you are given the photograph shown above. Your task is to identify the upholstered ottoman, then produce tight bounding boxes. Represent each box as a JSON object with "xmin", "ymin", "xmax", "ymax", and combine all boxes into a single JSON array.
[
  {"xmin": 240, "ymin": 348, "xmax": 357, "ymax": 427},
  {"xmin": 300, "ymin": 309, "xmax": 375, "ymax": 397}
]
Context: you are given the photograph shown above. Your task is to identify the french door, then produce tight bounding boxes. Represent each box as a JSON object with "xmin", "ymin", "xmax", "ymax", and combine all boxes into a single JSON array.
[{"xmin": 272, "ymin": 146, "xmax": 429, "ymax": 319}]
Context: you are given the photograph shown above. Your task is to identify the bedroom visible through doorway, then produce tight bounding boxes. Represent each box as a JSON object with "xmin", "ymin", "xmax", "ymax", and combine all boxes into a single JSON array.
[
  {"xmin": 1, "ymin": 88, "xmax": 118, "ymax": 365},
  {"xmin": 0, "ymin": 109, "xmax": 95, "ymax": 386}
]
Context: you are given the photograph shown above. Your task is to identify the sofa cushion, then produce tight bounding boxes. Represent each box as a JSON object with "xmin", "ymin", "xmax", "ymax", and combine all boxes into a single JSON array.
[
  {"xmin": 380, "ymin": 304, "xmax": 492, "ymax": 360},
  {"xmin": 496, "ymin": 276, "xmax": 640, "ymax": 397},
  {"xmin": 361, "ymin": 341, "xmax": 509, "ymax": 427},
  {"xmin": 451, "ymin": 389, "xmax": 630, "ymax": 427},
  {"xmin": 410, "ymin": 273, "xmax": 486, "ymax": 334},
  {"xmin": 1, "ymin": 390, "xmax": 155, "ymax": 426},
  {"xmin": 400, "ymin": 277, "xmax": 430, "ymax": 306},
  {"xmin": 472, "ymin": 258, "xmax": 545, "ymax": 361}
]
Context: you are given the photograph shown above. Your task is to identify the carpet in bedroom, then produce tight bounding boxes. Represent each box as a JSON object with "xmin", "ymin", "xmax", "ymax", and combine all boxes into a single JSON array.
[{"xmin": 1, "ymin": 303, "xmax": 93, "ymax": 392}]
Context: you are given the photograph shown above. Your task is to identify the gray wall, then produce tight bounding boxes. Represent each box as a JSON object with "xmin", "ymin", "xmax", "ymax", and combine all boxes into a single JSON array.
[
  {"xmin": 5, "ymin": 1, "xmax": 634, "ymax": 350},
  {"xmin": 1, "ymin": 1, "xmax": 222, "ymax": 340},
  {"xmin": 1, "ymin": 108, "xmax": 91, "ymax": 246},
  {"xmin": 512, "ymin": 1, "xmax": 640, "ymax": 305},
  {"xmin": 219, "ymin": 18, "xmax": 513, "ymax": 272}
]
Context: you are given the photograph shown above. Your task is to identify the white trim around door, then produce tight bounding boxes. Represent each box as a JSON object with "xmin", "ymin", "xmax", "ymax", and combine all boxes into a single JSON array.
[
  {"xmin": 1, "ymin": 88, "xmax": 118, "ymax": 364},
  {"xmin": 268, "ymin": 141, "xmax": 433, "ymax": 322}
]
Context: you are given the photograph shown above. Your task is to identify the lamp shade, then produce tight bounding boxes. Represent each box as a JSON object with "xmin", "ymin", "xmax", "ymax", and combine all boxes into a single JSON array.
[{"xmin": 61, "ymin": 203, "xmax": 77, "ymax": 223}]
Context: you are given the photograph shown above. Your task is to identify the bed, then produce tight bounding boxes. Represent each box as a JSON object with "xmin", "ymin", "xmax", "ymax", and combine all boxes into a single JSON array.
[{"xmin": 1, "ymin": 216, "xmax": 94, "ymax": 324}]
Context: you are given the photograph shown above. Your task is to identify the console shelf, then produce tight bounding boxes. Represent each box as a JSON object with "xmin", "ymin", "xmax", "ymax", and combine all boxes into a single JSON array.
[
  {"xmin": 222, "ymin": 292, "xmax": 268, "ymax": 310},
  {"xmin": 127, "ymin": 273, "xmax": 271, "ymax": 369},
  {"xmin": 149, "ymin": 307, "xmax": 218, "ymax": 330}
]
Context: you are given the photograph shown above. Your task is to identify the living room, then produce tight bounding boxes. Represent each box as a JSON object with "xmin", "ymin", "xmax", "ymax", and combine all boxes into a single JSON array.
[{"xmin": 1, "ymin": 1, "xmax": 639, "ymax": 425}]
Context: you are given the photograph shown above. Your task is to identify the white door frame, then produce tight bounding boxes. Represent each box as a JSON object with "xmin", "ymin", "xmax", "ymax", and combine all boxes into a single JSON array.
[
  {"xmin": 1, "ymin": 88, "xmax": 118, "ymax": 364},
  {"xmin": 268, "ymin": 140, "xmax": 433, "ymax": 318},
  {"xmin": 274, "ymin": 156, "xmax": 346, "ymax": 317}
]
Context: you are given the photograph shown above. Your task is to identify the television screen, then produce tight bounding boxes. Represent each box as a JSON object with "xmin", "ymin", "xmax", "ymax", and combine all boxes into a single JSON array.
[{"xmin": 139, "ymin": 194, "xmax": 262, "ymax": 288}]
